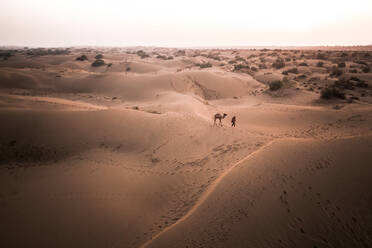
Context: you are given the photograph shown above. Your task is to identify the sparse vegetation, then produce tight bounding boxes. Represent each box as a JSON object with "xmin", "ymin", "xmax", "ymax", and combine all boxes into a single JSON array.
[
  {"xmin": 0, "ymin": 52, "xmax": 12, "ymax": 60},
  {"xmin": 91, "ymin": 59, "xmax": 105, "ymax": 67},
  {"xmin": 317, "ymin": 53, "xmax": 326, "ymax": 59},
  {"xmin": 349, "ymin": 77, "xmax": 369, "ymax": 88},
  {"xmin": 156, "ymin": 55, "xmax": 173, "ymax": 60},
  {"xmin": 297, "ymin": 74, "xmax": 307, "ymax": 79},
  {"xmin": 259, "ymin": 63, "xmax": 267, "ymax": 69},
  {"xmin": 174, "ymin": 50, "xmax": 186, "ymax": 57},
  {"xmin": 95, "ymin": 54, "xmax": 103, "ymax": 59},
  {"xmin": 76, "ymin": 55, "xmax": 88, "ymax": 61},
  {"xmin": 299, "ymin": 62, "xmax": 308, "ymax": 66},
  {"xmin": 282, "ymin": 68, "xmax": 298, "ymax": 75},
  {"xmin": 234, "ymin": 64, "xmax": 249, "ymax": 71},
  {"xmin": 338, "ymin": 62, "xmax": 346, "ymax": 68},
  {"xmin": 269, "ymin": 80, "xmax": 283, "ymax": 91},
  {"xmin": 320, "ymin": 86, "xmax": 345, "ymax": 99},
  {"xmin": 25, "ymin": 48, "xmax": 70, "ymax": 56},
  {"xmin": 136, "ymin": 50, "xmax": 150, "ymax": 59},
  {"xmin": 207, "ymin": 54, "xmax": 221, "ymax": 61},
  {"xmin": 195, "ymin": 62, "xmax": 212, "ymax": 69},
  {"xmin": 334, "ymin": 79, "xmax": 355, "ymax": 90},
  {"xmin": 272, "ymin": 59, "xmax": 285, "ymax": 69},
  {"xmin": 235, "ymin": 56, "xmax": 246, "ymax": 62},
  {"xmin": 330, "ymin": 68, "xmax": 343, "ymax": 77},
  {"xmin": 317, "ymin": 61, "xmax": 324, "ymax": 67},
  {"xmin": 356, "ymin": 60, "xmax": 368, "ymax": 66},
  {"xmin": 362, "ymin": 67, "xmax": 371, "ymax": 73}
]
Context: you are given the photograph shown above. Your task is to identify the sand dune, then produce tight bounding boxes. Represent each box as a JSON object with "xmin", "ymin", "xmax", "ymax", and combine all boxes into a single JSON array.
[
  {"xmin": 144, "ymin": 135, "xmax": 372, "ymax": 248},
  {"xmin": 0, "ymin": 47, "xmax": 371, "ymax": 248}
]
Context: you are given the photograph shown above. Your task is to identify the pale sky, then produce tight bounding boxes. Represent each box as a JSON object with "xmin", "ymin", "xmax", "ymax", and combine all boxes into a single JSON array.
[{"xmin": 1, "ymin": 0, "xmax": 372, "ymax": 47}]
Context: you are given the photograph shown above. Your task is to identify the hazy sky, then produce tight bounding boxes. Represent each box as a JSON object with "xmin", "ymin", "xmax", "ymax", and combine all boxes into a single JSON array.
[{"xmin": 1, "ymin": 0, "xmax": 372, "ymax": 47}]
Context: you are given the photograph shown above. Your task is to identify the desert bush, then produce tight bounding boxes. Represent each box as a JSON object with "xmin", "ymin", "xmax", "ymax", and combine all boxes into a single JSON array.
[
  {"xmin": 317, "ymin": 53, "xmax": 326, "ymax": 59},
  {"xmin": 156, "ymin": 54, "xmax": 173, "ymax": 60},
  {"xmin": 309, "ymin": 76, "xmax": 320, "ymax": 82},
  {"xmin": 356, "ymin": 81, "xmax": 368, "ymax": 88},
  {"xmin": 299, "ymin": 62, "xmax": 308, "ymax": 66},
  {"xmin": 356, "ymin": 60, "xmax": 368, "ymax": 66},
  {"xmin": 362, "ymin": 67, "xmax": 371, "ymax": 73},
  {"xmin": 269, "ymin": 80, "xmax": 283, "ymax": 91},
  {"xmin": 91, "ymin": 59, "xmax": 105, "ymax": 67},
  {"xmin": 0, "ymin": 52, "xmax": 12, "ymax": 58},
  {"xmin": 251, "ymin": 66, "xmax": 258, "ymax": 72},
  {"xmin": 136, "ymin": 50, "xmax": 149, "ymax": 59},
  {"xmin": 174, "ymin": 50, "xmax": 186, "ymax": 57},
  {"xmin": 76, "ymin": 55, "xmax": 88, "ymax": 61},
  {"xmin": 349, "ymin": 76, "xmax": 361, "ymax": 82},
  {"xmin": 338, "ymin": 62, "xmax": 346, "ymax": 68},
  {"xmin": 235, "ymin": 56, "xmax": 246, "ymax": 62},
  {"xmin": 272, "ymin": 59, "xmax": 285, "ymax": 69},
  {"xmin": 349, "ymin": 69, "xmax": 358, "ymax": 73},
  {"xmin": 282, "ymin": 67, "xmax": 298, "ymax": 75},
  {"xmin": 234, "ymin": 64, "xmax": 250, "ymax": 71},
  {"xmin": 320, "ymin": 86, "xmax": 345, "ymax": 99},
  {"xmin": 156, "ymin": 55, "xmax": 166, "ymax": 60},
  {"xmin": 330, "ymin": 68, "xmax": 343, "ymax": 77},
  {"xmin": 207, "ymin": 54, "xmax": 221, "ymax": 61},
  {"xmin": 95, "ymin": 54, "xmax": 103, "ymax": 59},
  {"xmin": 196, "ymin": 62, "xmax": 212, "ymax": 69},
  {"xmin": 259, "ymin": 63, "xmax": 267, "ymax": 69},
  {"xmin": 24, "ymin": 48, "xmax": 69, "ymax": 56},
  {"xmin": 317, "ymin": 61, "xmax": 324, "ymax": 67},
  {"xmin": 349, "ymin": 77, "xmax": 368, "ymax": 88},
  {"xmin": 334, "ymin": 79, "xmax": 354, "ymax": 90}
]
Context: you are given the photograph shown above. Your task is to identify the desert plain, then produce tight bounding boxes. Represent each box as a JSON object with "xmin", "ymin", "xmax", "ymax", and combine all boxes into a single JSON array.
[{"xmin": 0, "ymin": 46, "xmax": 372, "ymax": 248}]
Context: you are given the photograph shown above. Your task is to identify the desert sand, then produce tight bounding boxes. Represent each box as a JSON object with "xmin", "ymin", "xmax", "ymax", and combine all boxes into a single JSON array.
[{"xmin": 0, "ymin": 47, "xmax": 372, "ymax": 248}]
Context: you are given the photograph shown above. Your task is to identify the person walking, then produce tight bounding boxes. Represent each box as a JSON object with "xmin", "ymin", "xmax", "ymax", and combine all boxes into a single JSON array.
[{"xmin": 231, "ymin": 116, "xmax": 236, "ymax": 127}]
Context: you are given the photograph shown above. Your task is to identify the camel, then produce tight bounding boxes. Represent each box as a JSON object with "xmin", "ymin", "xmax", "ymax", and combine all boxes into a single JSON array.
[{"xmin": 214, "ymin": 113, "xmax": 227, "ymax": 126}]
